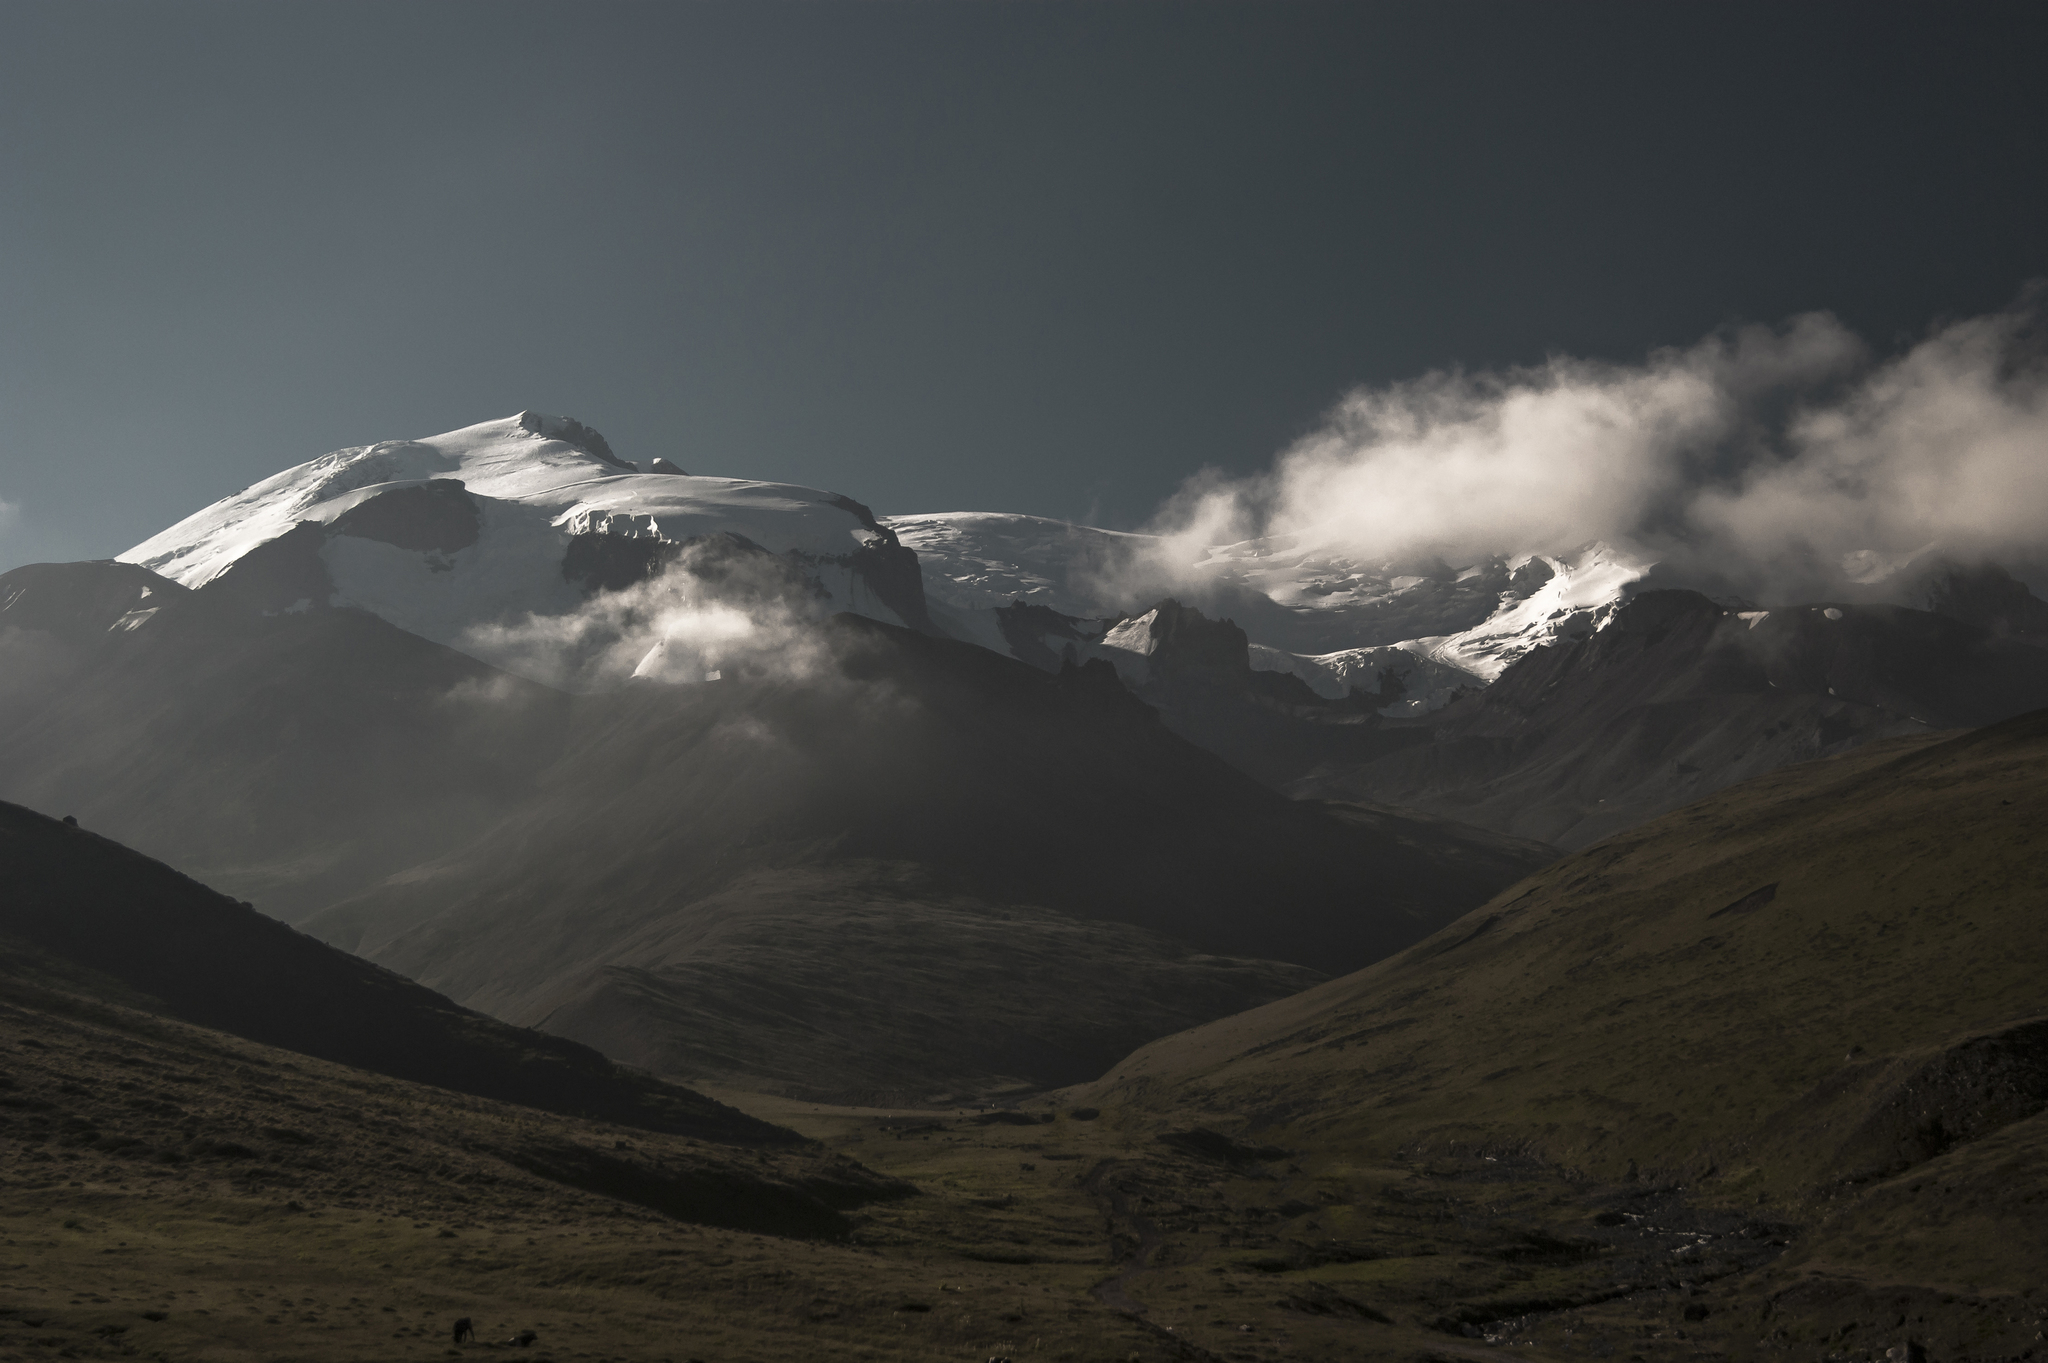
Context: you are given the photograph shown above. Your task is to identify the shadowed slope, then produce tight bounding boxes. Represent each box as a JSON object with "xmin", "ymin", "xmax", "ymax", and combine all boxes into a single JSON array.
[
  {"xmin": 1095, "ymin": 708, "xmax": 2048, "ymax": 1188},
  {"xmin": 0, "ymin": 560, "xmax": 568, "ymax": 920},
  {"xmin": 1298, "ymin": 588, "xmax": 2048, "ymax": 847},
  {"xmin": 1072, "ymin": 709, "xmax": 2048, "ymax": 1351},
  {"xmin": 315, "ymin": 617, "xmax": 1554, "ymax": 1096},
  {"xmin": 3, "ymin": 559, "xmax": 1549, "ymax": 1100},
  {"xmin": 0, "ymin": 800, "xmax": 789, "ymax": 1147}
]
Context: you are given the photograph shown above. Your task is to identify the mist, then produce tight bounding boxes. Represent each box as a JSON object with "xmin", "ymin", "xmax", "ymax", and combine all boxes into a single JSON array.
[
  {"xmin": 457, "ymin": 537, "xmax": 841, "ymax": 694},
  {"xmin": 1126, "ymin": 292, "xmax": 2048, "ymax": 603}
]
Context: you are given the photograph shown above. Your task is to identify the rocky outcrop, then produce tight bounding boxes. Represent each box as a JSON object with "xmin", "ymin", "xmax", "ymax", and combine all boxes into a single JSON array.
[
  {"xmin": 561, "ymin": 530, "xmax": 681, "ymax": 595},
  {"xmin": 1142, "ymin": 599, "xmax": 1254, "ymax": 690},
  {"xmin": 197, "ymin": 521, "xmax": 334, "ymax": 614},
  {"xmin": 517, "ymin": 410, "xmax": 634, "ymax": 470},
  {"xmin": 0, "ymin": 559, "xmax": 185, "ymax": 646},
  {"xmin": 846, "ymin": 535, "xmax": 937, "ymax": 634},
  {"xmin": 1832, "ymin": 1017, "xmax": 2048, "ymax": 1181},
  {"xmin": 1295, "ymin": 588, "xmax": 2048, "ymax": 846},
  {"xmin": 996, "ymin": 601, "xmax": 1097, "ymax": 671},
  {"xmin": 328, "ymin": 479, "xmax": 480, "ymax": 554},
  {"xmin": 1914, "ymin": 560, "xmax": 2048, "ymax": 639}
]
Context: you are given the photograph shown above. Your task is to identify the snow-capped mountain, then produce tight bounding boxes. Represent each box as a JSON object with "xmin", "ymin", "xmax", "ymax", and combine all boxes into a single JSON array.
[
  {"xmin": 120, "ymin": 412, "xmax": 1660, "ymax": 701},
  {"xmin": 891, "ymin": 509, "xmax": 1654, "ymax": 707},
  {"xmin": 121, "ymin": 413, "xmax": 939, "ymax": 689}
]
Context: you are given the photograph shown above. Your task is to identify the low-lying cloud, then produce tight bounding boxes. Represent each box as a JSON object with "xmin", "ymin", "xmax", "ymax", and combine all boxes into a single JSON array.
[
  {"xmin": 1130, "ymin": 290, "xmax": 2048, "ymax": 602},
  {"xmin": 458, "ymin": 538, "xmax": 840, "ymax": 693}
]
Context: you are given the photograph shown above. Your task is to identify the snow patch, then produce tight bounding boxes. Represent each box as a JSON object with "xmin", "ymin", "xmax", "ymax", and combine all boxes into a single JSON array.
[
  {"xmin": 1100, "ymin": 609, "xmax": 1160, "ymax": 656},
  {"xmin": 120, "ymin": 414, "xmax": 927, "ymax": 686}
]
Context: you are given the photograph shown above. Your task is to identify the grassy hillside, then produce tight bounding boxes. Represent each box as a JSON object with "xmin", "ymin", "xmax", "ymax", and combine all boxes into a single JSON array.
[
  {"xmin": 1092, "ymin": 710, "xmax": 2048, "ymax": 1184},
  {"xmin": 1299, "ymin": 588, "xmax": 2048, "ymax": 848},
  {"xmin": 0, "ymin": 799, "xmax": 783, "ymax": 1145},
  {"xmin": 0, "ymin": 972, "xmax": 1200, "ymax": 1362},
  {"xmin": 6, "ymin": 710, "xmax": 2043, "ymax": 1360},
  {"xmin": 315, "ymin": 616, "xmax": 1553, "ymax": 1098},
  {"xmin": 1058, "ymin": 708, "xmax": 2048, "ymax": 1358},
  {"xmin": 4, "ymin": 561, "xmax": 1552, "ymax": 1102}
]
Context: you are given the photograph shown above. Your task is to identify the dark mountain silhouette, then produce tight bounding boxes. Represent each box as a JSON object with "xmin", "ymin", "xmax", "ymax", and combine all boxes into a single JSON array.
[
  {"xmin": 0, "ymin": 559, "xmax": 1549, "ymax": 1099},
  {"xmin": 0, "ymin": 559, "xmax": 566, "ymax": 918},
  {"xmin": 1291, "ymin": 585, "xmax": 2048, "ymax": 846},
  {"xmin": 1083, "ymin": 706, "xmax": 2048, "ymax": 1353},
  {"xmin": 0, "ymin": 798, "xmax": 788, "ymax": 1147},
  {"xmin": 311, "ymin": 616, "xmax": 1552, "ymax": 1096}
]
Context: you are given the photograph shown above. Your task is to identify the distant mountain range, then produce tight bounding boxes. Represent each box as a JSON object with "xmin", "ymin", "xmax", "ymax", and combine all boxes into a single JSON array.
[
  {"xmin": 6, "ymin": 410, "xmax": 2047, "ymax": 1359},
  {"xmin": 6, "ymin": 410, "xmax": 2046, "ymax": 1096}
]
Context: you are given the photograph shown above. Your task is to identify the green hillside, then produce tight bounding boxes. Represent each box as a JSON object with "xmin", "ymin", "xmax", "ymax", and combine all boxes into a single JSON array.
[{"xmin": 1072, "ymin": 709, "xmax": 2048, "ymax": 1358}]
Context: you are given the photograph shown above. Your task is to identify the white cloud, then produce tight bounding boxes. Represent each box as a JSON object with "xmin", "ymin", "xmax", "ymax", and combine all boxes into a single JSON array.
[
  {"xmin": 455, "ymin": 536, "xmax": 842, "ymax": 694},
  {"xmin": 1118, "ymin": 291, "xmax": 2048, "ymax": 602}
]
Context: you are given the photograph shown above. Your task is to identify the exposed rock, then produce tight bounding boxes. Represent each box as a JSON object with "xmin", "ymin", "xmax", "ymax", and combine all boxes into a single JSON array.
[
  {"xmin": 1142, "ymin": 599, "xmax": 1253, "ymax": 689},
  {"xmin": 996, "ymin": 601, "xmax": 1096, "ymax": 672},
  {"xmin": 1822, "ymin": 1017, "xmax": 2048, "ymax": 1181},
  {"xmin": 1507, "ymin": 556, "xmax": 1556, "ymax": 596},
  {"xmin": 516, "ymin": 411, "xmax": 634, "ymax": 471},
  {"xmin": 196, "ymin": 521, "xmax": 333, "ymax": 614},
  {"xmin": 561, "ymin": 531, "xmax": 679, "ymax": 595},
  {"xmin": 1294, "ymin": 588, "xmax": 2048, "ymax": 847},
  {"xmin": 1913, "ymin": 560, "xmax": 2048, "ymax": 639},
  {"xmin": 0, "ymin": 559, "xmax": 185, "ymax": 647},
  {"xmin": 327, "ymin": 479, "xmax": 480, "ymax": 554}
]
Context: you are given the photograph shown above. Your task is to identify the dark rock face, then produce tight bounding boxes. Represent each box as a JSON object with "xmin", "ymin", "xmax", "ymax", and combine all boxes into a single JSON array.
[
  {"xmin": 1507, "ymin": 556, "xmax": 1555, "ymax": 595},
  {"xmin": 1830, "ymin": 1017, "xmax": 2048, "ymax": 1180},
  {"xmin": 996, "ymin": 601, "xmax": 1096, "ymax": 671},
  {"xmin": 558, "ymin": 492, "xmax": 938, "ymax": 634},
  {"xmin": 846, "ymin": 535, "xmax": 937, "ymax": 634},
  {"xmin": 1105, "ymin": 599, "xmax": 1401, "ymax": 787},
  {"xmin": 328, "ymin": 479, "xmax": 480, "ymax": 554},
  {"xmin": 196, "ymin": 521, "xmax": 334, "ymax": 614},
  {"xmin": 1055, "ymin": 654, "xmax": 1153, "ymax": 722},
  {"xmin": 0, "ymin": 799, "xmax": 786, "ymax": 1145},
  {"xmin": 649, "ymin": 457, "xmax": 687, "ymax": 475},
  {"xmin": 562, "ymin": 531, "xmax": 680, "ymax": 595},
  {"xmin": 517, "ymin": 411, "xmax": 634, "ymax": 471},
  {"xmin": 561, "ymin": 531, "xmax": 830, "ymax": 624},
  {"xmin": 1142, "ymin": 599, "xmax": 1253, "ymax": 689},
  {"xmin": 1297, "ymin": 587, "xmax": 2048, "ymax": 847},
  {"xmin": 815, "ymin": 493, "xmax": 939, "ymax": 634},
  {"xmin": 0, "ymin": 559, "xmax": 182, "ymax": 646},
  {"xmin": 1913, "ymin": 560, "xmax": 2048, "ymax": 639}
]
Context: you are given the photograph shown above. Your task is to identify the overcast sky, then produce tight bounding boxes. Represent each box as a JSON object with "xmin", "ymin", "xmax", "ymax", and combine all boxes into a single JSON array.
[{"xmin": 3, "ymin": 0, "xmax": 2045, "ymax": 571}]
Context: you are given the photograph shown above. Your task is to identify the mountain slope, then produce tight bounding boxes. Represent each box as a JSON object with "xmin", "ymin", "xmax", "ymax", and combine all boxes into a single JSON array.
[
  {"xmin": 1294, "ymin": 586, "xmax": 2048, "ymax": 846},
  {"xmin": 118, "ymin": 412, "xmax": 937, "ymax": 689},
  {"xmin": 3, "ymin": 556, "xmax": 1550, "ymax": 1101},
  {"xmin": 891, "ymin": 510, "xmax": 1653, "ymax": 684},
  {"xmin": 0, "ymin": 559, "xmax": 568, "ymax": 918},
  {"xmin": 0, "ymin": 798, "xmax": 794, "ymax": 1147},
  {"xmin": 1065, "ymin": 708, "xmax": 2048, "ymax": 1354},
  {"xmin": 307, "ymin": 616, "xmax": 1554, "ymax": 1097}
]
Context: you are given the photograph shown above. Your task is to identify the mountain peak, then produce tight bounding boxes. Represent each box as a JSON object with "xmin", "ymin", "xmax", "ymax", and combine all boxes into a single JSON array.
[{"xmin": 514, "ymin": 411, "xmax": 634, "ymax": 471}]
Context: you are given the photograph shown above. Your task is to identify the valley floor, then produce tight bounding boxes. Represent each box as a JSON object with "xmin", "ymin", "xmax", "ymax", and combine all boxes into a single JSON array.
[{"xmin": 7, "ymin": 988, "xmax": 2043, "ymax": 1363}]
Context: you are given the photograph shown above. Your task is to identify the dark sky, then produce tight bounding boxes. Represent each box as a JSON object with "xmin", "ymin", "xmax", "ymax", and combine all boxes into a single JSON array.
[{"xmin": 3, "ymin": 0, "xmax": 2045, "ymax": 570}]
